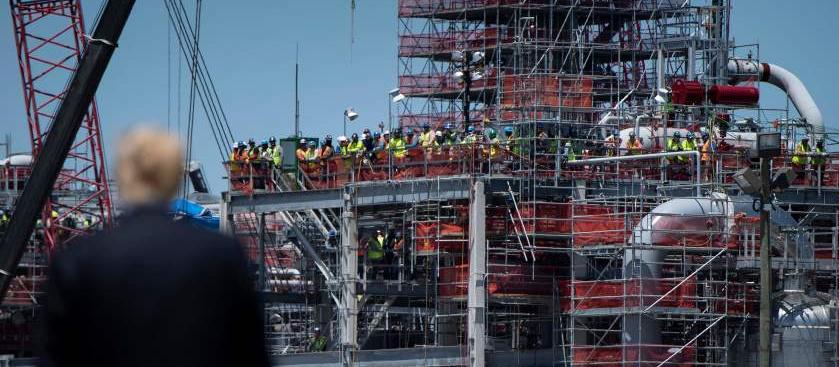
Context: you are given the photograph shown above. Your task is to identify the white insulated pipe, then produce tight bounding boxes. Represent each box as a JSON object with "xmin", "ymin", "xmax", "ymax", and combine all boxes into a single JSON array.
[
  {"xmin": 727, "ymin": 59, "xmax": 824, "ymax": 140},
  {"xmin": 565, "ymin": 150, "xmax": 702, "ymax": 196}
]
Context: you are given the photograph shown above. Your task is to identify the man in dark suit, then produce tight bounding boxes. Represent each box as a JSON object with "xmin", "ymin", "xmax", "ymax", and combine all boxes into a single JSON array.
[{"xmin": 41, "ymin": 127, "xmax": 268, "ymax": 367}]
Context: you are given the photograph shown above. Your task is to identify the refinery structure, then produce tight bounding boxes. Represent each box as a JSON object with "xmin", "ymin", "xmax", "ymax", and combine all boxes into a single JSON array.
[{"xmin": 2, "ymin": 0, "xmax": 839, "ymax": 366}]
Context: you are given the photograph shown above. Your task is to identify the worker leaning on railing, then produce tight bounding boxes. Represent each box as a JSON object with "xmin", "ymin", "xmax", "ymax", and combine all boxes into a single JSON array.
[
  {"xmin": 623, "ymin": 132, "xmax": 644, "ymax": 155},
  {"xmin": 388, "ymin": 130, "xmax": 408, "ymax": 159}
]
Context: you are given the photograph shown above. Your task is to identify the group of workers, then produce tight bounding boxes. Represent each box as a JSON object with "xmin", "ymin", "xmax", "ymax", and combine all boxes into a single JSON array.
[
  {"xmin": 229, "ymin": 122, "xmax": 831, "ymax": 187},
  {"xmin": 793, "ymin": 136, "xmax": 828, "ymax": 182}
]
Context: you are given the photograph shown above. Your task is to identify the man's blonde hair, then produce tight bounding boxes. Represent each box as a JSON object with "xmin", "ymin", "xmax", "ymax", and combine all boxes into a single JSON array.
[{"xmin": 116, "ymin": 127, "xmax": 184, "ymax": 204}]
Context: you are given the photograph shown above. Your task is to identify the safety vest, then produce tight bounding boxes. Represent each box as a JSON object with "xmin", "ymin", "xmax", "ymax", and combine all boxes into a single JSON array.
[
  {"xmin": 310, "ymin": 335, "xmax": 327, "ymax": 352},
  {"xmin": 625, "ymin": 139, "xmax": 643, "ymax": 155},
  {"xmin": 792, "ymin": 143, "xmax": 811, "ymax": 165},
  {"xmin": 419, "ymin": 131, "xmax": 434, "ymax": 148},
  {"xmin": 271, "ymin": 145, "xmax": 282, "ymax": 166},
  {"xmin": 667, "ymin": 139, "xmax": 686, "ymax": 162},
  {"xmin": 347, "ymin": 140, "xmax": 364, "ymax": 154},
  {"xmin": 701, "ymin": 140, "xmax": 713, "ymax": 162},
  {"xmin": 506, "ymin": 134, "xmax": 520, "ymax": 155},
  {"xmin": 367, "ymin": 235, "xmax": 385, "ymax": 261},
  {"xmin": 246, "ymin": 147, "xmax": 259, "ymax": 161},
  {"xmin": 681, "ymin": 140, "xmax": 697, "ymax": 163},
  {"xmin": 566, "ymin": 147, "xmax": 577, "ymax": 162},
  {"xmin": 389, "ymin": 138, "xmax": 406, "ymax": 158},
  {"xmin": 462, "ymin": 134, "xmax": 477, "ymax": 144},
  {"xmin": 812, "ymin": 146, "xmax": 827, "ymax": 166},
  {"xmin": 487, "ymin": 137, "xmax": 500, "ymax": 158}
]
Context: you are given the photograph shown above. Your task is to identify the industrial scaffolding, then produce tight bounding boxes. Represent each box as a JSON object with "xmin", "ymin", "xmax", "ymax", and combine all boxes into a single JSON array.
[{"xmin": 217, "ymin": 1, "xmax": 839, "ymax": 366}]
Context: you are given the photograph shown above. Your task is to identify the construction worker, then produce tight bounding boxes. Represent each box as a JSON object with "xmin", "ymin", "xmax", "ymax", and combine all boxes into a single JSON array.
[
  {"xmin": 792, "ymin": 137, "xmax": 811, "ymax": 169},
  {"xmin": 0, "ymin": 209, "xmax": 9, "ymax": 234},
  {"xmin": 230, "ymin": 142, "xmax": 242, "ymax": 162},
  {"xmin": 443, "ymin": 124, "xmax": 458, "ymax": 145},
  {"xmin": 347, "ymin": 133, "xmax": 364, "ymax": 156},
  {"xmin": 623, "ymin": 132, "xmax": 643, "ymax": 155},
  {"xmin": 812, "ymin": 138, "xmax": 827, "ymax": 184},
  {"xmin": 604, "ymin": 130, "xmax": 620, "ymax": 157},
  {"xmin": 462, "ymin": 125, "xmax": 477, "ymax": 145},
  {"xmin": 405, "ymin": 129, "xmax": 417, "ymax": 148},
  {"xmin": 389, "ymin": 130, "xmax": 407, "ymax": 159},
  {"xmin": 308, "ymin": 327, "xmax": 327, "ymax": 352},
  {"xmin": 245, "ymin": 138, "xmax": 259, "ymax": 161},
  {"xmin": 485, "ymin": 128, "xmax": 501, "ymax": 159},
  {"xmin": 700, "ymin": 131, "xmax": 714, "ymax": 181},
  {"xmin": 236, "ymin": 141, "xmax": 248, "ymax": 161},
  {"xmin": 269, "ymin": 137, "xmax": 282, "ymax": 166},
  {"xmin": 366, "ymin": 132, "xmax": 379, "ymax": 154},
  {"xmin": 259, "ymin": 140, "xmax": 271, "ymax": 160},
  {"xmin": 381, "ymin": 131, "xmax": 391, "ymax": 148},
  {"xmin": 503, "ymin": 126, "xmax": 519, "ymax": 156},
  {"xmin": 419, "ymin": 123, "xmax": 434, "ymax": 148},
  {"xmin": 366, "ymin": 230, "xmax": 386, "ymax": 278},
  {"xmin": 295, "ymin": 139, "xmax": 309, "ymax": 162},
  {"xmin": 563, "ymin": 142, "xmax": 577, "ymax": 169},
  {"xmin": 320, "ymin": 135, "xmax": 335, "ymax": 159},
  {"xmin": 682, "ymin": 132, "xmax": 698, "ymax": 153},
  {"xmin": 667, "ymin": 131, "xmax": 685, "ymax": 163},
  {"xmin": 337, "ymin": 135, "xmax": 352, "ymax": 173}
]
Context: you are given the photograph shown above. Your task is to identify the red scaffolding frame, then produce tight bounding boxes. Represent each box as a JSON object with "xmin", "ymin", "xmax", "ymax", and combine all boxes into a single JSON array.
[{"xmin": 9, "ymin": 0, "xmax": 113, "ymax": 249}]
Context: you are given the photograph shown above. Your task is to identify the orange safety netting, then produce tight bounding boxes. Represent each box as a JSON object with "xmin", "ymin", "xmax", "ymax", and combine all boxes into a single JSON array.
[
  {"xmin": 439, "ymin": 264, "xmax": 562, "ymax": 298},
  {"xmin": 415, "ymin": 222, "xmax": 467, "ymax": 254},
  {"xmin": 572, "ymin": 204, "xmax": 628, "ymax": 246},
  {"xmin": 500, "ymin": 75, "xmax": 593, "ymax": 109},
  {"xmin": 572, "ymin": 344, "xmax": 695, "ymax": 367},
  {"xmin": 516, "ymin": 202, "xmax": 569, "ymax": 234},
  {"xmin": 572, "ymin": 278, "xmax": 697, "ymax": 310}
]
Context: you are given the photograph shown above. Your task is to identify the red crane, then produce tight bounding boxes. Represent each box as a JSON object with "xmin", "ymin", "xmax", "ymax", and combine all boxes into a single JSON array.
[{"xmin": 9, "ymin": 0, "xmax": 113, "ymax": 249}]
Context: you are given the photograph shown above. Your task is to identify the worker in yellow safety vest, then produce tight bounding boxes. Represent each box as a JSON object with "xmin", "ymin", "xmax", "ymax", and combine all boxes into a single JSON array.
[
  {"xmin": 346, "ymin": 133, "xmax": 364, "ymax": 156},
  {"xmin": 389, "ymin": 130, "xmax": 407, "ymax": 159},
  {"xmin": 792, "ymin": 137, "xmax": 811, "ymax": 168},
  {"xmin": 485, "ymin": 128, "xmax": 501, "ymax": 159},
  {"xmin": 269, "ymin": 137, "xmax": 282, "ymax": 166},
  {"xmin": 367, "ymin": 230, "xmax": 386, "ymax": 263},
  {"xmin": 245, "ymin": 138, "xmax": 259, "ymax": 162},
  {"xmin": 812, "ymin": 138, "xmax": 828, "ymax": 184},
  {"xmin": 419, "ymin": 123, "xmax": 434, "ymax": 148},
  {"xmin": 667, "ymin": 131, "xmax": 685, "ymax": 163},
  {"xmin": 682, "ymin": 131, "xmax": 698, "ymax": 154}
]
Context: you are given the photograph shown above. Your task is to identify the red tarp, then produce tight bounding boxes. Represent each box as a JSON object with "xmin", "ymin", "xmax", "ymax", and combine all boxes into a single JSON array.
[
  {"xmin": 572, "ymin": 344, "xmax": 695, "ymax": 367},
  {"xmin": 572, "ymin": 278, "xmax": 697, "ymax": 310}
]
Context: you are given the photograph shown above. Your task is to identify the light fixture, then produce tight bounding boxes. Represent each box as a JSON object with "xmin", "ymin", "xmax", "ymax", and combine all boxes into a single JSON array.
[
  {"xmin": 471, "ymin": 71, "xmax": 484, "ymax": 81},
  {"xmin": 733, "ymin": 168, "xmax": 761, "ymax": 195},
  {"xmin": 453, "ymin": 70, "xmax": 465, "ymax": 82},
  {"xmin": 771, "ymin": 167, "xmax": 794, "ymax": 191},
  {"xmin": 344, "ymin": 107, "xmax": 359, "ymax": 121},
  {"xmin": 654, "ymin": 94, "xmax": 667, "ymax": 104},
  {"xmin": 756, "ymin": 132, "xmax": 781, "ymax": 158},
  {"xmin": 392, "ymin": 94, "xmax": 406, "ymax": 103},
  {"xmin": 658, "ymin": 87, "xmax": 671, "ymax": 95},
  {"xmin": 451, "ymin": 50, "xmax": 464, "ymax": 62},
  {"xmin": 471, "ymin": 51, "xmax": 485, "ymax": 64},
  {"xmin": 388, "ymin": 88, "xmax": 400, "ymax": 97}
]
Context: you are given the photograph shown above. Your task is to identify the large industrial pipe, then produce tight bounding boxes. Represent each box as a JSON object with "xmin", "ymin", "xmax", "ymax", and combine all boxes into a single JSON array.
[{"xmin": 727, "ymin": 59, "xmax": 824, "ymax": 139}]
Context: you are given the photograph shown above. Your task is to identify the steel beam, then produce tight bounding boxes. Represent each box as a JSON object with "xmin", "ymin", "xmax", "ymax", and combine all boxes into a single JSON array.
[
  {"xmin": 467, "ymin": 181, "xmax": 486, "ymax": 367},
  {"xmin": 340, "ymin": 188, "xmax": 359, "ymax": 364}
]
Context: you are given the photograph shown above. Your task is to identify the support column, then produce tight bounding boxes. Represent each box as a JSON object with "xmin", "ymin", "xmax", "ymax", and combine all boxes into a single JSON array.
[
  {"xmin": 467, "ymin": 181, "xmax": 486, "ymax": 367},
  {"xmin": 340, "ymin": 188, "xmax": 359, "ymax": 366},
  {"xmin": 258, "ymin": 213, "xmax": 266, "ymax": 291},
  {"xmin": 219, "ymin": 195, "xmax": 232, "ymax": 234}
]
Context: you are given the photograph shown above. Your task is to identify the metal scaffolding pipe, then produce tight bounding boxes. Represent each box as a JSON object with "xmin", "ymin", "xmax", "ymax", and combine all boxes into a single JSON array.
[{"xmin": 566, "ymin": 151, "xmax": 702, "ymax": 196}]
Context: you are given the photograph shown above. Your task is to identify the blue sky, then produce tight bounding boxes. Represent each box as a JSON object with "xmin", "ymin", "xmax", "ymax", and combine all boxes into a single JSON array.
[{"xmin": 0, "ymin": 1, "xmax": 836, "ymax": 192}]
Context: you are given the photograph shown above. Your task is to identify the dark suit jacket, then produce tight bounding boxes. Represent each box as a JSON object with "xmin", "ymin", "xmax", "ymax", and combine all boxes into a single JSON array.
[{"xmin": 41, "ymin": 206, "xmax": 268, "ymax": 367}]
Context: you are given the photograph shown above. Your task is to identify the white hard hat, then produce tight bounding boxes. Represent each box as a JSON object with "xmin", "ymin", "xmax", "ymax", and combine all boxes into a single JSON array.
[
  {"xmin": 232, "ymin": 143, "xmax": 238, "ymax": 149},
  {"xmin": 337, "ymin": 135, "xmax": 348, "ymax": 142},
  {"xmin": 435, "ymin": 131, "xmax": 443, "ymax": 137},
  {"xmin": 299, "ymin": 138, "xmax": 307, "ymax": 144},
  {"xmin": 383, "ymin": 130, "xmax": 391, "ymax": 135}
]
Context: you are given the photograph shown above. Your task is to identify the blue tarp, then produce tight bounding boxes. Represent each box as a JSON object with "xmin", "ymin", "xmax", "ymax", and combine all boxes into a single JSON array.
[{"xmin": 170, "ymin": 198, "xmax": 219, "ymax": 230}]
